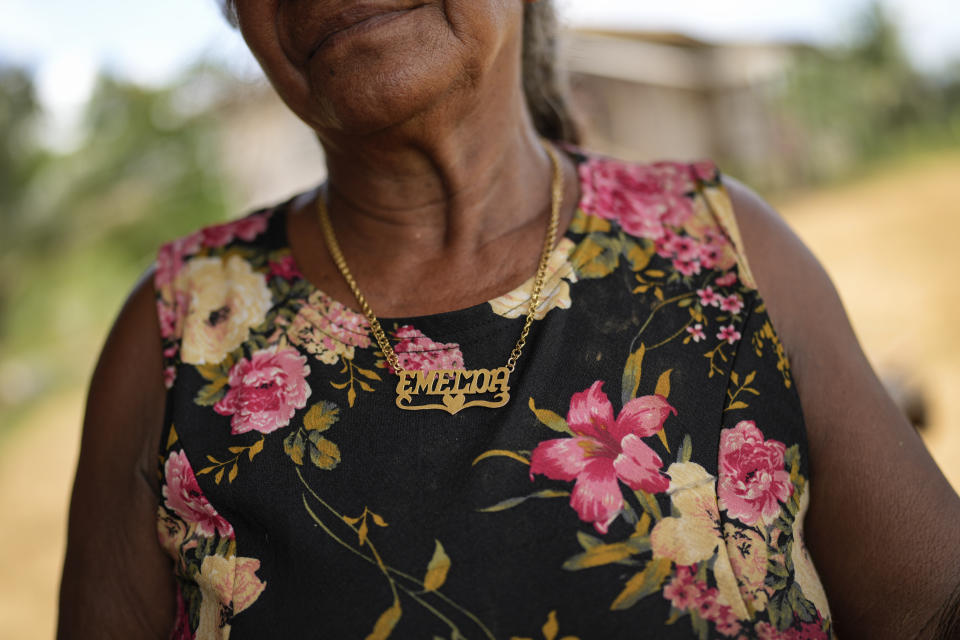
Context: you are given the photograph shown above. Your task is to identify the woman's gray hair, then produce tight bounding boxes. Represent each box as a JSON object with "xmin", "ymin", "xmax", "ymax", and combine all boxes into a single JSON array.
[
  {"xmin": 216, "ymin": 1, "xmax": 579, "ymax": 144},
  {"xmin": 522, "ymin": 2, "xmax": 580, "ymax": 144}
]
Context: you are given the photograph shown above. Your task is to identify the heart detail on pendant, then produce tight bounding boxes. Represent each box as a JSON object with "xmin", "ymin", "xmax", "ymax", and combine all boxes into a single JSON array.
[{"xmin": 442, "ymin": 393, "xmax": 466, "ymax": 414}]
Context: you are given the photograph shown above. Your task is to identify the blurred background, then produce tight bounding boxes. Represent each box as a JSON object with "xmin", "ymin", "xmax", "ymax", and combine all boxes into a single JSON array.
[{"xmin": 1, "ymin": 0, "xmax": 958, "ymax": 636}]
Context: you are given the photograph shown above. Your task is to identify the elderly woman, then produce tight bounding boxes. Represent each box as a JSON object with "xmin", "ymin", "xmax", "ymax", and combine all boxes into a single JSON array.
[{"xmin": 59, "ymin": 1, "xmax": 960, "ymax": 638}]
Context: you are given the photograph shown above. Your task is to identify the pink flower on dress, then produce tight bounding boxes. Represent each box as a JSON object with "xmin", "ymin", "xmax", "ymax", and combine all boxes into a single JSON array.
[
  {"xmin": 200, "ymin": 212, "xmax": 270, "ymax": 248},
  {"xmin": 170, "ymin": 585, "xmax": 195, "ymax": 640},
  {"xmin": 691, "ymin": 160, "xmax": 717, "ymax": 182},
  {"xmin": 756, "ymin": 621, "xmax": 829, "ymax": 640},
  {"xmin": 720, "ymin": 294, "xmax": 745, "ymax": 315},
  {"xmin": 715, "ymin": 272, "xmax": 738, "ymax": 288},
  {"xmin": 698, "ymin": 242, "xmax": 724, "ymax": 270},
  {"xmin": 663, "ymin": 565, "xmax": 701, "ymax": 609},
  {"xmin": 268, "ymin": 255, "xmax": 300, "ymax": 281},
  {"xmin": 157, "ymin": 300, "xmax": 179, "ymax": 339},
  {"xmin": 669, "ymin": 236, "xmax": 700, "ymax": 262},
  {"xmin": 686, "ymin": 324, "xmax": 706, "ymax": 343},
  {"xmin": 662, "ymin": 565, "xmax": 741, "ymax": 637},
  {"xmin": 529, "ymin": 381, "xmax": 673, "ymax": 534},
  {"xmin": 157, "ymin": 291, "xmax": 190, "ymax": 341},
  {"xmin": 674, "ymin": 258, "xmax": 702, "ymax": 277},
  {"xmin": 657, "ymin": 229, "xmax": 701, "ymax": 261},
  {"xmin": 579, "ymin": 158, "xmax": 699, "ymax": 240},
  {"xmin": 712, "ymin": 607, "xmax": 743, "ymax": 637},
  {"xmin": 717, "ymin": 324, "xmax": 742, "ymax": 344},
  {"xmin": 391, "ymin": 326, "xmax": 465, "ymax": 373},
  {"xmin": 718, "ymin": 421, "xmax": 793, "ymax": 526},
  {"xmin": 791, "ymin": 622, "xmax": 830, "ymax": 640},
  {"xmin": 163, "ymin": 450, "xmax": 234, "ymax": 538},
  {"xmin": 697, "ymin": 286, "xmax": 722, "ymax": 308},
  {"xmin": 155, "ymin": 232, "xmax": 202, "ymax": 288},
  {"xmin": 214, "ymin": 345, "xmax": 312, "ymax": 435},
  {"xmin": 163, "ymin": 366, "xmax": 177, "ymax": 389},
  {"xmin": 655, "ymin": 228, "xmax": 679, "ymax": 259}
]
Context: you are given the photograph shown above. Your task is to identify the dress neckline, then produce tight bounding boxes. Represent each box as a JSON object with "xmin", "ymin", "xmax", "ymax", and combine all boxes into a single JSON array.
[{"xmin": 271, "ymin": 147, "xmax": 593, "ymax": 339}]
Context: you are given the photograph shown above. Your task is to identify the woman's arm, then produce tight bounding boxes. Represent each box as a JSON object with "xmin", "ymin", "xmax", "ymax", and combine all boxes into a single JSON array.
[
  {"xmin": 727, "ymin": 179, "xmax": 960, "ymax": 639},
  {"xmin": 58, "ymin": 271, "xmax": 175, "ymax": 639}
]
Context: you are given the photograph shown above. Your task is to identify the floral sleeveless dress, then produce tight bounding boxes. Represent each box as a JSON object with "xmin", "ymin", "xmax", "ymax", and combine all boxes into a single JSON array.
[{"xmin": 154, "ymin": 149, "xmax": 833, "ymax": 639}]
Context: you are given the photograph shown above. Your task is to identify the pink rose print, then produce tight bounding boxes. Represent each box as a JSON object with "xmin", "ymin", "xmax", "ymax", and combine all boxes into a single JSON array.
[
  {"xmin": 157, "ymin": 291, "xmax": 190, "ymax": 340},
  {"xmin": 268, "ymin": 255, "xmax": 300, "ymax": 281},
  {"xmin": 163, "ymin": 450, "xmax": 234, "ymax": 538},
  {"xmin": 691, "ymin": 160, "xmax": 717, "ymax": 182},
  {"xmin": 719, "ymin": 294, "xmax": 744, "ymax": 315},
  {"xmin": 155, "ymin": 232, "xmax": 202, "ymax": 288},
  {"xmin": 200, "ymin": 212, "xmax": 270, "ymax": 248},
  {"xmin": 686, "ymin": 324, "xmax": 706, "ymax": 343},
  {"xmin": 157, "ymin": 300, "xmax": 179, "ymax": 339},
  {"xmin": 579, "ymin": 158, "xmax": 700, "ymax": 240},
  {"xmin": 756, "ymin": 620, "xmax": 829, "ymax": 640},
  {"xmin": 529, "ymin": 381, "xmax": 674, "ymax": 534},
  {"xmin": 391, "ymin": 325, "xmax": 465, "ymax": 373},
  {"xmin": 214, "ymin": 345, "xmax": 312, "ymax": 435},
  {"xmin": 717, "ymin": 325, "xmax": 742, "ymax": 345},
  {"xmin": 718, "ymin": 421, "xmax": 793, "ymax": 526},
  {"xmin": 715, "ymin": 271, "xmax": 738, "ymax": 288},
  {"xmin": 697, "ymin": 286, "xmax": 722, "ymax": 308},
  {"xmin": 663, "ymin": 565, "xmax": 741, "ymax": 637},
  {"xmin": 170, "ymin": 585, "xmax": 194, "ymax": 640}
]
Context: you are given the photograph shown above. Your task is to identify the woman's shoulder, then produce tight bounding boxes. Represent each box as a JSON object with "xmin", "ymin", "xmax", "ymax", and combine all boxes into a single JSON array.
[
  {"xmin": 152, "ymin": 199, "xmax": 304, "ymax": 386},
  {"xmin": 154, "ymin": 205, "xmax": 284, "ymax": 290},
  {"xmin": 565, "ymin": 149, "xmax": 757, "ymax": 303}
]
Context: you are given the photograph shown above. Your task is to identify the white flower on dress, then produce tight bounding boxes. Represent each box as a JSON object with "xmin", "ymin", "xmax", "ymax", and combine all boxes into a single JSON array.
[
  {"xmin": 489, "ymin": 237, "xmax": 578, "ymax": 320},
  {"xmin": 286, "ymin": 291, "xmax": 371, "ymax": 365},
  {"xmin": 195, "ymin": 553, "xmax": 267, "ymax": 639},
  {"xmin": 179, "ymin": 255, "xmax": 273, "ymax": 365},
  {"xmin": 650, "ymin": 462, "xmax": 750, "ymax": 621}
]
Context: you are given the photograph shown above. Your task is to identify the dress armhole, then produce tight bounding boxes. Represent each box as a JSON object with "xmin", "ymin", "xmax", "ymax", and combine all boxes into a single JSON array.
[{"xmin": 154, "ymin": 235, "xmax": 196, "ymax": 390}]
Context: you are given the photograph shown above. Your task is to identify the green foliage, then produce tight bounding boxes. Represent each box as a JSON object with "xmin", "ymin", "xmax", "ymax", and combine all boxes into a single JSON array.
[
  {"xmin": 0, "ymin": 62, "xmax": 235, "ymax": 425},
  {"xmin": 0, "ymin": 67, "xmax": 48, "ymax": 238},
  {"xmin": 781, "ymin": 2, "xmax": 959, "ymax": 184}
]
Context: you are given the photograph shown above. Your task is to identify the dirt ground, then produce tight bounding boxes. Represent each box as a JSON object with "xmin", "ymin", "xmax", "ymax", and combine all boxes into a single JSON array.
[
  {"xmin": 773, "ymin": 152, "xmax": 960, "ymax": 490},
  {"xmin": 1, "ymin": 153, "xmax": 957, "ymax": 639}
]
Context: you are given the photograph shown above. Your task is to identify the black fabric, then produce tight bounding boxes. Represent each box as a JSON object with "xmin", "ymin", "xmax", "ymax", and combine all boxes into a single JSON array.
[{"xmin": 155, "ymin": 151, "xmax": 831, "ymax": 639}]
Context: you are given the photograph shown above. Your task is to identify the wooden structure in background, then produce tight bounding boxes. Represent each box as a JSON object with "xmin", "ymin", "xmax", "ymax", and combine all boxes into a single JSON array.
[{"xmin": 215, "ymin": 29, "xmax": 809, "ymax": 209}]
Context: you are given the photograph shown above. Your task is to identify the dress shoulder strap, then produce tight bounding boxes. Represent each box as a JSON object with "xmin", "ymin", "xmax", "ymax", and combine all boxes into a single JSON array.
[{"xmin": 696, "ymin": 167, "xmax": 758, "ymax": 290}]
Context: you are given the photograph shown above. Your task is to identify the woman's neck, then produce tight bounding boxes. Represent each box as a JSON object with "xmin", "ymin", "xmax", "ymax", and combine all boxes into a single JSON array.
[
  {"xmin": 320, "ymin": 101, "xmax": 554, "ymax": 260},
  {"xmin": 286, "ymin": 63, "xmax": 579, "ymax": 318}
]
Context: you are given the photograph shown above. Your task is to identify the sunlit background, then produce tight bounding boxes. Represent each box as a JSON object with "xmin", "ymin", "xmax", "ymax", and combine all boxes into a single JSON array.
[{"xmin": 1, "ymin": 1, "xmax": 959, "ymax": 636}]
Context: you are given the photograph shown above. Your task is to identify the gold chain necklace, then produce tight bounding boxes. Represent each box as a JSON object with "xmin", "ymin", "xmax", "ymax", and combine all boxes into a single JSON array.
[{"xmin": 316, "ymin": 142, "xmax": 563, "ymax": 414}]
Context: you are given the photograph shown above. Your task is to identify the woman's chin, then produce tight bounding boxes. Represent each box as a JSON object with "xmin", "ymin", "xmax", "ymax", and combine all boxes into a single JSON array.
[{"xmin": 304, "ymin": 45, "xmax": 466, "ymax": 136}]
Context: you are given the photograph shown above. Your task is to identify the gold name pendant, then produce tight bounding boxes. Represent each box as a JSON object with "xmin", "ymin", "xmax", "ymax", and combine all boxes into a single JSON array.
[
  {"xmin": 395, "ymin": 367, "xmax": 511, "ymax": 415},
  {"xmin": 316, "ymin": 140, "xmax": 563, "ymax": 414}
]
